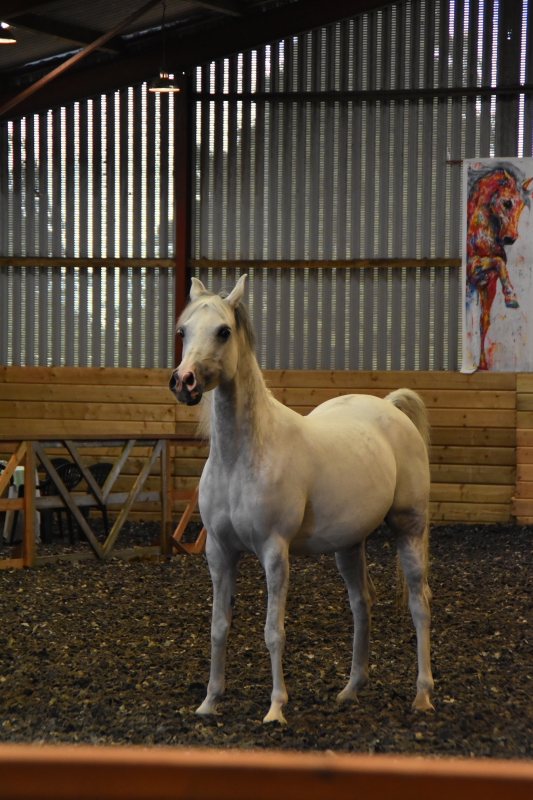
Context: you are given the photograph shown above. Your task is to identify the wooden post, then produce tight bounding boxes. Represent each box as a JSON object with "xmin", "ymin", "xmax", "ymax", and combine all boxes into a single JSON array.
[
  {"xmin": 23, "ymin": 442, "xmax": 36, "ymax": 567},
  {"xmin": 174, "ymin": 73, "xmax": 191, "ymax": 368},
  {"xmin": 160, "ymin": 440, "xmax": 173, "ymax": 556}
]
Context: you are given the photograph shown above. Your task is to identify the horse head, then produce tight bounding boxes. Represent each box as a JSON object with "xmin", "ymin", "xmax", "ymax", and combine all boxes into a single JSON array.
[
  {"xmin": 169, "ymin": 275, "xmax": 249, "ymax": 405},
  {"xmin": 488, "ymin": 172, "xmax": 533, "ymax": 245}
]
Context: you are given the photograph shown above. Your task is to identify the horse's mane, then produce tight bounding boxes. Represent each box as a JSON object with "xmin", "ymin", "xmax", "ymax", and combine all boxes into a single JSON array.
[
  {"xmin": 468, "ymin": 161, "xmax": 531, "ymax": 208},
  {"xmin": 218, "ymin": 289, "xmax": 256, "ymax": 351}
]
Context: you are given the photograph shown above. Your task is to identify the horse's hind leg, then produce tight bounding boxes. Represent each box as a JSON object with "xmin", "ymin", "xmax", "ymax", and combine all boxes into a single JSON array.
[
  {"xmin": 390, "ymin": 511, "xmax": 434, "ymax": 711},
  {"xmin": 335, "ymin": 542, "xmax": 375, "ymax": 703}
]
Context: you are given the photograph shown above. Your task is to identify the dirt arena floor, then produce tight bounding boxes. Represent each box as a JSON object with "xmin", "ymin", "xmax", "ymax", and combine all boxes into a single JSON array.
[{"xmin": 0, "ymin": 521, "xmax": 532, "ymax": 758}]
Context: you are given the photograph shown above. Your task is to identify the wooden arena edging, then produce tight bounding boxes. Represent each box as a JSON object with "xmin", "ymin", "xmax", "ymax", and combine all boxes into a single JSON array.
[
  {"xmin": 0, "ymin": 366, "xmax": 527, "ymax": 529},
  {"xmin": 1, "ymin": 745, "xmax": 533, "ymax": 800}
]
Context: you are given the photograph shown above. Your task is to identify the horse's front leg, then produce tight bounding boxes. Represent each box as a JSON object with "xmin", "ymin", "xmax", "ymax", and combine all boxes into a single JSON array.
[
  {"xmin": 261, "ymin": 537, "xmax": 290, "ymax": 724},
  {"xmin": 197, "ymin": 536, "xmax": 240, "ymax": 716},
  {"xmin": 494, "ymin": 256, "xmax": 519, "ymax": 308}
]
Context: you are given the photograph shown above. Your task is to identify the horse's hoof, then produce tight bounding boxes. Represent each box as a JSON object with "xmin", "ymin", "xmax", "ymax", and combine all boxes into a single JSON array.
[
  {"xmin": 505, "ymin": 298, "xmax": 519, "ymax": 308},
  {"xmin": 263, "ymin": 706, "xmax": 287, "ymax": 725},
  {"xmin": 412, "ymin": 695, "xmax": 435, "ymax": 712},
  {"xmin": 196, "ymin": 699, "xmax": 219, "ymax": 716},
  {"xmin": 336, "ymin": 687, "xmax": 359, "ymax": 703}
]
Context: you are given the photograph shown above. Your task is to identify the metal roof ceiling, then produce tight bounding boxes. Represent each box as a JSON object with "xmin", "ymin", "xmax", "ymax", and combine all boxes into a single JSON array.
[
  {"xmin": 0, "ymin": 0, "xmax": 384, "ymax": 120},
  {"xmin": 0, "ymin": 0, "xmax": 292, "ymax": 89}
]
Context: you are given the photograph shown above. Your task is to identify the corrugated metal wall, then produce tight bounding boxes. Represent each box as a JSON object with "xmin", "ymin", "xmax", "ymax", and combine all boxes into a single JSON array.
[
  {"xmin": 0, "ymin": 88, "xmax": 177, "ymax": 367},
  {"xmin": 1, "ymin": 0, "xmax": 531, "ymax": 369},
  {"xmin": 192, "ymin": 0, "xmax": 532, "ymax": 370}
]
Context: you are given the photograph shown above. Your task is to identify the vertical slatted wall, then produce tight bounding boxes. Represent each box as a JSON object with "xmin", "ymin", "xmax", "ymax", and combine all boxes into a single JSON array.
[
  {"xmin": 1, "ymin": 0, "xmax": 532, "ymax": 369},
  {"xmin": 0, "ymin": 89, "xmax": 177, "ymax": 368},
  {"xmin": 192, "ymin": 0, "xmax": 533, "ymax": 369}
]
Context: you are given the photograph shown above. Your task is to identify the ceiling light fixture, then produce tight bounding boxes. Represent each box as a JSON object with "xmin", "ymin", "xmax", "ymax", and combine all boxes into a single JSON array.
[
  {"xmin": 0, "ymin": 22, "xmax": 16, "ymax": 44},
  {"xmin": 148, "ymin": 2, "xmax": 180, "ymax": 93}
]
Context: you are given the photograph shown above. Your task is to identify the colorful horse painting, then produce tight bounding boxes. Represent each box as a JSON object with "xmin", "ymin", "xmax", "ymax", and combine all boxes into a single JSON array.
[{"xmin": 466, "ymin": 162, "xmax": 533, "ymax": 370}]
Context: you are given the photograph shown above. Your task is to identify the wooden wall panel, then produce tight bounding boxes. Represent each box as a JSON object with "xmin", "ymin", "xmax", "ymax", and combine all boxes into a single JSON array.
[
  {"xmin": 512, "ymin": 374, "xmax": 533, "ymax": 523},
  {"xmin": 0, "ymin": 368, "xmax": 518, "ymax": 525}
]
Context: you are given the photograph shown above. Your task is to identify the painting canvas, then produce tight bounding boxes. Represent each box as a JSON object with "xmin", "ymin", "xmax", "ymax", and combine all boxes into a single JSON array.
[{"xmin": 461, "ymin": 157, "xmax": 533, "ymax": 372}]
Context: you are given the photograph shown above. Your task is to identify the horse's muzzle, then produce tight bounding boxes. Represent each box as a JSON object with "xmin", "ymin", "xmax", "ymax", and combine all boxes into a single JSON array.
[{"xmin": 169, "ymin": 370, "xmax": 203, "ymax": 405}]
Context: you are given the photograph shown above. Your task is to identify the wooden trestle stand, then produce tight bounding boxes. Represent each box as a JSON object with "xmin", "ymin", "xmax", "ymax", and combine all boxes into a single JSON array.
[{"xmin": 0, "ymin": 435, "xmax": 205, "ymax": 569}]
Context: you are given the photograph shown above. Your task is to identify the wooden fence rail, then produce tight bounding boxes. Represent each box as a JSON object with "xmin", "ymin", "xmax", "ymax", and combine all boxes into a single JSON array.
[{"xmin": 1, "ymin": 745, "xmax": 533, "ymax": 800}]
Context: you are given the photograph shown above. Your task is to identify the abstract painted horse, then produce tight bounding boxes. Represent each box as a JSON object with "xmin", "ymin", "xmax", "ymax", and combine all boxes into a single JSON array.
[
  {"xmin": 466, "ymin": 162, "xmax": 533, "ymax": 370},
  {"xmin": 169, "ymin": 275, "xmax": 433, "ymax": 724}
]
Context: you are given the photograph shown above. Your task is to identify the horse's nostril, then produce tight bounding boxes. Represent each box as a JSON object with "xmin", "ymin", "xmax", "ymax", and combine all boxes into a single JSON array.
[
  {"xmin": 169, "ymin": 374, "xmax": 176, "ymax": 390},
  {"xmin": 185, "ymin": 372, "xmax": 195, "ymax": 387}
]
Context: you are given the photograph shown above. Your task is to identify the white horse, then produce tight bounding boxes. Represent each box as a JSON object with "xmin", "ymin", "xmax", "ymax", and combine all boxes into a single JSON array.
[{"xmin": 169, "ymin": 275, "xmax": 433, "ymax": 724}]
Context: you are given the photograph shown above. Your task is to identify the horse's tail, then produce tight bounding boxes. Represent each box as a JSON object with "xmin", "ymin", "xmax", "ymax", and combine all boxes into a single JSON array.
[
  {"xmin": 384, "ymin": 388, "xmax": 430, "ymax": 452},
  {"xmin": 385, "ymin": 388, "xmax": 431, "ymax": 608}
]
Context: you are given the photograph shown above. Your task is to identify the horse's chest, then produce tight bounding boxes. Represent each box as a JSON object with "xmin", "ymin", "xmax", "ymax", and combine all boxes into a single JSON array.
[{"xmin": 199, "ymin": 461, "xmax": 258, "ymax": 536}]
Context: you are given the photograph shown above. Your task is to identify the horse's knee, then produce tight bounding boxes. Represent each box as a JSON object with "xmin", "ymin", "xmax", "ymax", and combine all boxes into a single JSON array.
[
  {"xmin": 350, "ymin": 590, "xmax": 372, "ymax": 620},
  {"xmin": 264, "ymin": 623, "xmax": 285, "ymax": 653},
  {"xmin": 211, "ymin": 618, "xmax": 230, "ymax": 649}
]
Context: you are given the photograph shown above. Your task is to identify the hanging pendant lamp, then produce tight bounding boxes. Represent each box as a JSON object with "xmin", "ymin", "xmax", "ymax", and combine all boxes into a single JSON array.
[
  {"xmin": 0, "ymin": 22, "xmax": 16, "ymax": 44},
  {"xmin": 148, "ymin": 3, "xmax": 180, "ymax": 93},
  {"xmin": 149, "ymin": 72, "xmax": 180, "ymax": 92}
]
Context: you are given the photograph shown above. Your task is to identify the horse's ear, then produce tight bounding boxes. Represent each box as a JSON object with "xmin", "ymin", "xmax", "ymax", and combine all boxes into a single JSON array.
[
  {"xmin": 523, "ymin": 177, "xmax": 533, "ymax": 192},
  {"xmin": 190, "ymin": 277, "xmax": 206, "ymax": 301},
  {"xmin": 225, "ymin": 274, "xmax": 248, "ymax": 308}
]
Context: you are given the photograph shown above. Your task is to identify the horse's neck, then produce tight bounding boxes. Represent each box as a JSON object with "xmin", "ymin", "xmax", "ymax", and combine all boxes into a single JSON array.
[{"xmin": 209, "ymin": 348, "xmax": 272, "ymax": 465}]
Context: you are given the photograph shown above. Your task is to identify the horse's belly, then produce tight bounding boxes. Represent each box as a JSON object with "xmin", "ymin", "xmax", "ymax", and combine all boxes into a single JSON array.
[{"xmin": 289, "ymin": 496, "xmax": 391, "ymax": 555}]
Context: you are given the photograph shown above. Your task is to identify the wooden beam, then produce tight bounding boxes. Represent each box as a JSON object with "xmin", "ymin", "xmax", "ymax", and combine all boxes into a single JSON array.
[
  {"xmin": 63, "ymin": 439, "xmax": 105, "ymax": 505},
  {"xmin": 101, "ymin": 439, "xmax": 136, "ymax": 501},
  {"xmin": 0, "ymin": 256, "xmax": 462, "ymax": 269},
  {"xmin": 174, "ymin": 74, "xmax": 190, "ymax": 366},
  {"xmin": 101, "ymin": 440, "xmax": 163, "ymax": 558},
  {"xmin": 191, "ymin": 0, "xmax": 242, "ymax": 15},
  {"xmin": 33, "ymin": 442, "xmax": 105, "ymax": 558},
  {"xmin": 161, "ymin": 440, "xmax": 172, "ymax": 554},
  {"xmin": 0, "ymin": 0, "xmax": 394, "ymax": 119},
  {"xmin": 181, "ymin": 525, "xmax": 206, "ymax": 553},
  {"xmin": 0, "ymin": 441, "xmax": 25, "ymax": 497},
  {"xmin": 0, "ymin": 497, "xmax": 24, "ymax": 511},
  {"xmin": 8, "ymin": 13, "xmax": 125, "ymax": 54},
  {"xmin": 0, "ymin": 0, "xmax": 161, "ymax": 119},
  {"xmin": 0, "ymin": 0, "xmax": 57, "ymax": 18},
  {"xmin": 171, "ymin": 484, "xmax": 199, "ymax": 555},
  {"xmin": 22, "ymin": 441, "xmax": 36, "ymax": 567},
  {"xmin": 189, "ymin": 258, "xmax": 462, "ymax": 269},
  {"xmin": 0, "ymin": 257, "xmax": 174, "ymax": 267}
]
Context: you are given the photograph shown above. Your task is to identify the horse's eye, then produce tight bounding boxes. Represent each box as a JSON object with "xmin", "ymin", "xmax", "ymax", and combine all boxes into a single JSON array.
[
  {"xmin": 177, "ymin": 328, "xmax": 185, "ymax": 339},
  {"xmin": 504, "ymin": 200, "xmax": 513, "ymax": 210},
  {"xmin": 218, "ymin": 327, "xmax": 231, "ymax": 341}
]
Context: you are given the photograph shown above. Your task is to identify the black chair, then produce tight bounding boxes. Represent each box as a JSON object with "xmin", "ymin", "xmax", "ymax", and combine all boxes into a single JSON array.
[
  {"xmin": 81, "ymin": 462, "xmax": 113, "ymax": 537},
  {"xmin": 39, "ymin": 462, "xmax": 83, "ymax": 544},
  {"xmin": 42, "ymin": 457, "xmax": 71, "ymax": 471}
]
